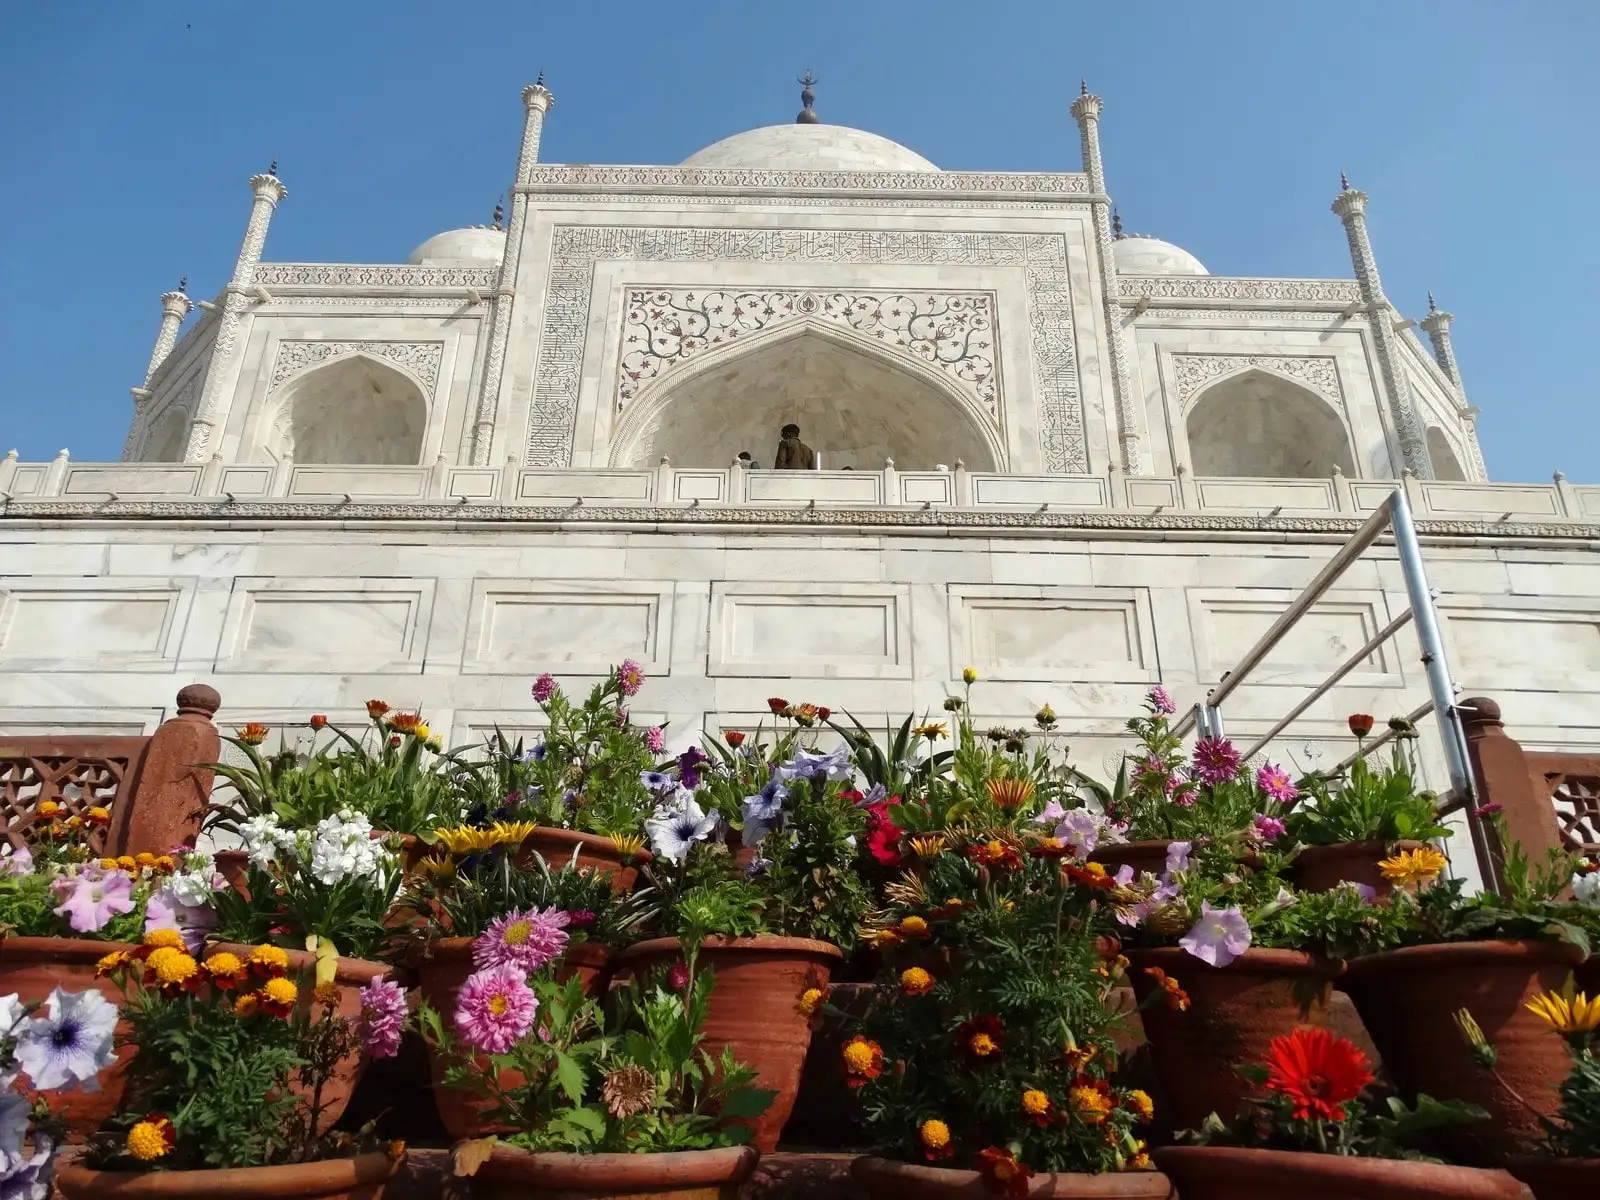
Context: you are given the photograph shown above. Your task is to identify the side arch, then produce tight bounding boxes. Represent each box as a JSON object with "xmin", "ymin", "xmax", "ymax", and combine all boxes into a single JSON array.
[
  {"xmin": 1184, "ymin": 368, "xmax": 1356, "ymax": 479},
  {"xmin": 1426, "ymin": 427, "xmax": 1467, "ymax": 481},
  {"xmin": 141, "ymin": 407, "xmax": 190, "ymax": 462},
  {"xmin": 264, "ymin": 353, "xmax": 428, "ymax": 465},
  {"xmin": 605, "ymin": 318, "xmax": 1005, "ymax": 471}
]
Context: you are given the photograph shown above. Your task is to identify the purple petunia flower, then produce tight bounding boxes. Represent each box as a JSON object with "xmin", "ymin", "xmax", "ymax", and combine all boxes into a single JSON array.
[
  {"xmin": 1191, "ymin": 737, "xmax": 1242, "ymax": 786},
  {"xmin": 1147, "ymin": 686, "xmax": 1177, "ymax": 716},
  {"xmin": 357, "ymin": 976, "xmax": 408, "ymax": 1060},
  {"xmin": 1178, "ymin": 902, "xmax": 1253, "ymax": 968},
  {"xmin": 1254, "ymin": 763, "xmax": 1298, "ymax": 805},
  {"xmin": 531, "ymin": 673, "xmax": 558, "ymax": 703},
  {"xmin": 143, "ymin": 884, "xmax": 217, "ymax": 953}
]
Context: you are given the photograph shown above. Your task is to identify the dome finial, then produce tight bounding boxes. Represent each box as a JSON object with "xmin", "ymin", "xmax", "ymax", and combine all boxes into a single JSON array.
[
  {"xmin": 1340, "ymin": 171, "xmax": 1349, "ymax": 191},
  {"xmin": 178, "ymin": 275, "xmax": 188, "ymax": 293},
  {"xmin": 268, "ymin": 159, "xmax": 278, "ymax": 177},
  {"xmin": 1111, "ymin": 207, "xmax": 1124, "ymax": 239},
  {"xmin": 1428, "ymin": 290, "xmax": 1437, "ymax": 312},
  {"xmin": 492, "ymin": 200, "xmax": 504, "ymax": 230},
  {"xmin": 535, "ymin": 69, "xmax": 545, "ymax": 87},
  {"xmin": 796, "ymin": 69, "xmax": 820, "ymax": 124}
]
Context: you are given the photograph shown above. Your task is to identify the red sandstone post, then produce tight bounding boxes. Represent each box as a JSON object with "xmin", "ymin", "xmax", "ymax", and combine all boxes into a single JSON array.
[
  {"xmin": 1459, "ymin": 696, "xmax": 1566, "ymax": 891},
  {"xmin": 111, "ymin": 685, "xmax": 221, "ymax": 856}
]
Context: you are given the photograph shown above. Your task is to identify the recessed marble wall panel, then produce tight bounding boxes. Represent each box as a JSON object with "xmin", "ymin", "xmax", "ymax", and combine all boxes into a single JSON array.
[
  {"xmin": 899, "ymin": 473, "xmax": 953, "ymax": 505},
  {"xmin": 289, "ymin": 467, "xmax": 430, "ymax": 500},
  {"xmin": 461, "ymin": 580, "xmax": 672, "ymax": 676},
  {"xmin": 518, "ymin": 471, "xmax": 653, "ymax": 501},
  {"xmin": 1441, "ymin": 599, "xmax": 1600, "ymax": 691},
  {"xmin": 674, "ymin": 471, "xmax": 726, "ymax": 502},
  {"xmin": 216, "ymin": 577, "xmax": 433, "ymax": 673},
  {"xmin": 969, "ymin": 474, "xmax": 1108, "ymax": 507},
  {"xmin": 1126, "ymin": 478, "xmax": 1179, "ymax": 508},
  {"xmin": 745, "ymin": 471, "xmax": 883, "ymax": 505},
  {"xmin": 709, "ymin": 583, "xmax": 911, "ymax": 678},
  {"xmin": 0, "ymin": 580, "xmax": 188, "ymax": 671},
  {"xmin": 62, "ymin": 465, "xmax": 203, "ymax": 496},
  {"xmin": 218, "ymin": 466, "xmax": 272, "ymax": 497},
  {"xmin": 1193, "ymin": 478, "xmax": 1336, "ymax": 512},
  {"xmin": 1421, "ymin": 481, "xmax": 1560, "ymax": 518},
  {"xmin": 949, "ymin": 585, "xmax": 1157, "ymax": 682},
  {"xmin": 1188, "ymin": 588, "xmax": 1400, "ymax": 686},
  {"xmin": 444, "ymin": 469, "xmax": 499, "ymax": 500}
]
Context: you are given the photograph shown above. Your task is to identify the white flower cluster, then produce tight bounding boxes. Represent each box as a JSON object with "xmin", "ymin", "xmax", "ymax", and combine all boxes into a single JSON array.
[
  {"xmin": 165, "ymin": 850, "xmax": 219, "ymax": 908},
  {"xmin": 1573, "ymin": 870, "xmax": 1600, "ymax": 907},
  {"xmin": 235, "ymin": 810, "xmax": 395, "ymax": 886},
  {"xmin": 238, "ymin": 814, "xmax": 293, "ymax": 869}
]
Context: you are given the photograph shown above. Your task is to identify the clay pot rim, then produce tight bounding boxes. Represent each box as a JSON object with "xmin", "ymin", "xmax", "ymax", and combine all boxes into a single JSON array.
[
  {"xmin": 851, "ymin": 1155, "xmax": 1176, "ymax": 1196},
  {"xmin": 519, "ymin": 826, "xmax": 654, "ymax": 864},
  {"xmin": 55, "ymin": 1151, "xmax": 401, "ymax": 1197},
  {"xmin": 404, "ymin": 935, "xmax": 611, "ymax": 967},
  {"xmin": 1345, "ymin": 937, "xmax": 1587, "ymax": 980},
  {"xmin": 1124, "ymin": 945, "xmax": 1345, "ymax": 978},
  {"xmin": 614, "ymin": 934, "xmax": 845, "ymax": 964},
  {"xmin": 1503, "ymin": 1154, "xmax": 1600, "ymax": 1167},
  {"xmin": 477, "ymin": 1142, "xmax": 758, "ymax": 1187},
  {"xmin": 1291, "ymin": 838, "xmax": 1424, "ymax": 854},
  {"xmin": 0, "ymin": 935, "xmax": 139, "ymax": 962},
  {"xmin": 206, "ymin": 941, "xmax": 392, "ymax": 984},
  {"xmin": 1154, "ymin": 1145, "xmax": 1523, "ymax": 1196}
]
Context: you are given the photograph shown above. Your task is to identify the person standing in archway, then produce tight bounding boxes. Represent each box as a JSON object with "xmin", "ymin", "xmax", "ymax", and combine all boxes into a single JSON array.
[{"xmin": 773, "ymin": 423, "xmax": 815, "ymax": 470}]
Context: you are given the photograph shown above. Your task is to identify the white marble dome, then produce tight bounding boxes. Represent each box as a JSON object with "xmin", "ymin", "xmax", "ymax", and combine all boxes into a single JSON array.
[
  {"xmin": 681, "ymin": 124, "xmax": 939, "ymax": 172},
  {"xmin": 407, "ymin": 226, "xmax": 505, "ymax": 267},
  {"xmin": 1112, "ymin": 234, "xmax": 1208, "ymax": 276}
]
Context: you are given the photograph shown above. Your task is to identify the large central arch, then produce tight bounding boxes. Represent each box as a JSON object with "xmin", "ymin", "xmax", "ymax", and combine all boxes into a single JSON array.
[{"xmin": 606, "ymin": 321, "xmax": 1003, "ymax": 471}]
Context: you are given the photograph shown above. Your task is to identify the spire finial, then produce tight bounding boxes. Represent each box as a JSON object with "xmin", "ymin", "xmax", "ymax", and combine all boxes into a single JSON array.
[
  {"xmin": 268, "ymin": 159, "xmax": 278, "ymax": 177},
  {"xmin": 1111, "ymin": 207, "xmax": 1124, "ymax": 239},
  {"xmin": 535, "ymin": 69, "xmax": 545, "ymax": 87},
  {"xmin": 1428, "ymin": 290, "xmax": 1437, "ymax": 312},
  {"xmin": 178, "ymin": 275, "xmax": 187, "ymax": 293},
  {"xmin": 1080, "ymin": 79, "xmax": 1088, "ymax": 96},
  {"xmin": 796, "ymin": 69, "xmax": 820, "ymax": 124},
  {"xmin": 1339, "ymin": 171, "xmax": 1349, "ymax": 191},
  {"xmin": 492, "ymin": 201, "xmax": 504, "ymax": 230}
]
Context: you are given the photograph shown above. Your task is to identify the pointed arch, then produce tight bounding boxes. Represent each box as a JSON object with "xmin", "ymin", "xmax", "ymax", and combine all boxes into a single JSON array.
[
  {"xmin": 606, "ymin": 318, "xmax": 1004, "ymax": 471},
  {"xmin": 1426, "ymin": 427, "xmax": 1467, "ymax": 481},
  {"xmin": 268, "ymin": 353, "xmax": 428, "ymax": 465},
  {"xmin": 1185, "ymin": 368, "xmax": 1355, "ymax": 479},
  {"xmin": 142, "ymin": 407, "xmax": 189, "ymax": 462}
]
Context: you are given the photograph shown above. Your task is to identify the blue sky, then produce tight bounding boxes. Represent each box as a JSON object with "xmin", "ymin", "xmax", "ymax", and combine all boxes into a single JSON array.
[{"xmin": 1, "ymin": 2, "xmax": 1596, "ymax": 481}]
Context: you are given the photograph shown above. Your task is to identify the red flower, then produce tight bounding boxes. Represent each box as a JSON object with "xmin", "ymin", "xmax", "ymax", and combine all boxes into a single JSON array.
[
  {"xmin": 966, "ymin": 838, "xmax": 1023, "ymax": 870},
  {"xmin": 1347, "ymin": 713, "xmax": 1374, "ymax": 738},
  {"xmin": 841, "ymin": 1036, "xmax": 884, "ymax": 1088},
  {"xmin": 723, "ymin": 730, "xmax": 746, "ymax": 748},
  {"xmin": 767, "ymin": 697, "xmax": 790, "ymax": 715},
  {"xmin": 366, "ymin": 699, "xmax": 390, "ymax": 719},
  {"xmin": 817, "ymin": 706, "xmax": 832, "ymax": 721},
  {"xmin": 1063, "ymin": 861, "xmax": 1115, "ymax": 891},
  {"xmin": 308, "ymin": 714, "xmax": 328, "ymax": 729},
  {"xmin": 975, "ymin": 1146, "xmax": 1034, "ymax": 1197},
  {"xmin": 1264, "ymin": 1028, "xmax": 1373, "ymax": 1122},
  {"xmin": 956, "ymin": 1014, "xmax": 1005, "ymax": 1064},
  {"xmin": 863, "ymin": 802, "xmax": 905, "ymax": 867}
]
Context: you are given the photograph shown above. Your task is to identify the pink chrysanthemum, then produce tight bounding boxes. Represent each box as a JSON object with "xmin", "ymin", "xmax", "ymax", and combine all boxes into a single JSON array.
[
  {"xmin": 666, "ymin": 962, "xmax": 691, "ymax": 991},
  {"xmin": 646, "ymin": 726, "xmax": 665, "ymax": 753},
  {"xmin": 473, "ymin": 906, "xmax": 571, "ymax": 974},
  {"xmin": 357, "ymin": 975, "xmax": 408, "ymax": 1059},
  {"xmin": 1147, "ymin": 686, "xmax": 1176, "ymax": 716},
  {"xmin": 1254, "ymin": 813, "xmax": 1288, "ymax": 841},
  {"xmin": 1255, "ymin": 763, "xmax": 1298, "ymax": 805},
  {"xmin": 454, "ymin": 965, "xmax": 539, "ymax": 1054},
  {"xmin": 531, "ymin": 673, "xmax": 558, "ymax": 703},
  {"xmin": 617, "ymin": 659, "xmax": 645, "ymax": 697},
  {"xmin": 1191, "ymin": 737, "xmax": 1242, "ymax": 786}
]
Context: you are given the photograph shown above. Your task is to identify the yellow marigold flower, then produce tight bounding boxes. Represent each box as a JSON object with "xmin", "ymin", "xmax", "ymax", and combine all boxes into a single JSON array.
[
  {"xmin": 962, "ymin": 666, "xmax": 979, "ymax": 684},
  {"xmin": 908, "ymin": 835, "xmax": 947, "ymax": 860},
  {"xmin": 1527, "ymin": 989, "xmax": 1600, "ymax": 1034},
  {"xmin": 1126, "ymin": 1141, "xmax": 1152, "ymax": 1171},
  {"xmin": 896, "ymin": 915, "xmax": 930, "ymax": 939},
  {"xmin": 386, "ymin": 1140, "xmax": 406, "ymax": 1162},
  {"xmin": 1124, "ymin": 1089, "xmax": 1154, "ymax": 1123},
  {"xmin": 203, "ymin": 951, "xmax": 243, "ymax": 976},
  {"xmin": 1021, "ymin": 1089, "xmax": 1051, "ymax": 1116},
  {"xmin": 116, "ymin": 855, "xmax": 138, "ymax": 872},
  {"xmin": 155, "ymin": 855, "xmax": 176, "ymax": 872},
  {"xmin": 796, "ymin": 986, "xmax": 828, "ymax": 1018},
  {"xmin": 96, "ymin": 950, "xmax": 131, "ymax": 977},
  {"xmin": 36, "ymin": 800, "xmax": 60, "ymax": 818},
  {"xmin": 86, "ymin": 806, "xmax": 112, "ymax": 824},
  {"xmin": 314, "ymin": 981, "xmax": 342, "ymax": 1008},
  {"xmin": 145, "ymin": 946, "xmax": 179, "ymax": 973},
  {"xmin": 234, "ymin": 993, "xmax": 260, "ymax": 1018},
  {"xmin": 260, "ymin": 976, "xmax": 299, "ymax": 1018},
  {"xmin": 250, "ymin": 943, "xmax": 290, "ymax": 974},
  {"xmin": 914, "ymin": 722, "xmax": 948, "ymax": 742},
  {"xmin": 125, "ymin": 1118, "xmax": 173, "ymax": 1161},
  {"xmin": 134, "ymin": 852, "xmax": 157, "ymax": 869},
  {"xmin": 98, "ymin": 857, "xmax": 120, "ymax": 870},
  {"xmin": 900, "ymin": 967, "xmax": 935, "ymax": 996},
  {"xmin": 1070, "ymin": 1085, "xmax": 1113, "ymax": 1125},
  {"xmin": 153, "ymin": 952, "xmax": 199, "ymax": 988},
  {"xmin": 65, "ymin": 816, "xmax": 84, "ymax": 830},
  {"xmin": 1377, "ymin": 846, "xmax": 1449, "ymax": 886},
  {"xmin": 920, "ymin": 1118, "xmax": 952, "ymax": 1152},
  {"xmin": 865, "ymin": 927, "xmax": 902, "ymax": 949}
]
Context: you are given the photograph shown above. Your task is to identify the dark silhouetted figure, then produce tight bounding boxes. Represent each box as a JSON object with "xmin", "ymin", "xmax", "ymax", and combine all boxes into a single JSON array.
[{"xmin": 773, "ymin": 423, "xmax": 815, "ymax": 470}]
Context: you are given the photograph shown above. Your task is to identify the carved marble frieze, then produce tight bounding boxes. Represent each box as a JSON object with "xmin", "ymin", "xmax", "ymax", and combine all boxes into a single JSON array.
[
  {"xmin": 252, "ymin": 264, "xmax": 498, "ymax": 290},
  {"xmin": 531, "ymin": 228, "xmax": 1082, "ymax": 473},
  {"xmin": 266, "ymin": 341, "xmax": 444, "ymax": 396},
  {"xmin": 522, "ymin": 164, "xmax": 1090, "ymax": 197},
  {"xmin": 1170, "ymin": 353, "xmax": 1343, "ymax": 408},
  {"xmin": 617, "ymin": 289, "xmax": 998, "ymax": 416},
  {"xmin": 1119, "ymin": 277, "xmax": 1359, "ymax": 304}
]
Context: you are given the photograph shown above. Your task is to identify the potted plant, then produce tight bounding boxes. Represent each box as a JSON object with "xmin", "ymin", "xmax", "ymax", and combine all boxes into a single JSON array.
[
  {"xmin": 394, "ymin": 841, "xmax": 652, "ymax": 1137},
  {"xmin": 58, "ymin": 937, "xmax": 406, "ymax": 1200},
  {"xmin": 1341, "ymin": 826, "xmax": 1595, "ymax": 1160},
  {"xmin": 205, "ymin": 808, "xmax": 399, "ymax": 1128},
  {"xmin": 844, "ymin": 820, "xmax": 1174, "ymax": 1198},
  {"xmin": 1155, "ymin": 1027, "xmax": 1525, "ymax": 1199},
  {"xmin": 1285, "ymin": 716, "xmax": 1452, "ymax": 897},
  {"xmin": 0, "ymin": 808, "xmax": 223, "ymax": 1135},
  {"xmin": 1461, "ymin": 985, "xmax": 1600, "ymax": 1197},
  {"xmin": 406, "ymin": 935, "xmax": 772, "ymax": 1198}
]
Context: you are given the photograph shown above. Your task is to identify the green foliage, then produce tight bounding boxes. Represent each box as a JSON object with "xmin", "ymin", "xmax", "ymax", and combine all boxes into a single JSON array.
[
  {"xmin": 1251, "ymin": 881, "xmax": 1409, "ymax": 960},
  {"xmin": 663, "ymin": 878, "xmax": 767, "ymax": 949},
  {"xmin": 1287, "ymin": 737, "xmax": 1448, "ymax": 846},
  {"xmin": 1188, "ymin": 1090, "xmax": 1488, "ymax": 1161},
  {"xmin": 1548, "ymin": 1047, "xmax": 1600, "ymax": 1157},
  {"xmin": 0, "ymin": 863, "xmax": 165, "ymax": 943},
  {"xmin": 757, "ymin": 777, "xmax": 871, "ymax": 951}
]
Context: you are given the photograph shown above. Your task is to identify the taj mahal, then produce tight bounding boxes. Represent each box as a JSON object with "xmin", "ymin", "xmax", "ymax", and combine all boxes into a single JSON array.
[{"xmin": 3, "ymin": 75, "xmax": 1598, "ymax": 799}]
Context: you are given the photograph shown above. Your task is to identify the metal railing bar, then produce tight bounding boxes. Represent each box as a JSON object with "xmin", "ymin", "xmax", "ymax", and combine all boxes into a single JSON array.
[
  {"xmin": 1239, "ymin": 608, "xmax": 1417, "ymax": 762},
  {"xmin": 1206, "ymin": 496, "xmax": 1395, "ymax": 712}
]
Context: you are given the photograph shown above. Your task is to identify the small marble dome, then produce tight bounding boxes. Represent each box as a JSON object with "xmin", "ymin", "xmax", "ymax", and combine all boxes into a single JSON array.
[
  {"xmin": 1112, "ymin": 234, "xmax": 1208, "ymax": 276},
  {"xmin": 681, "ymin": 124, "xmax": 939, "ymax": 173},
  {"xmin": 406, "ymin": 226, "xmax": 505, "ymax": 267}
]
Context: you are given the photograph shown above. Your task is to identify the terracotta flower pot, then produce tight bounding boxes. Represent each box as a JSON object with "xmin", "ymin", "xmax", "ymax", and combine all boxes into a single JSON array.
[
  {"xmin": 614, "ymin": 935, "xmax": 843, "ymax": 1153},
  {"xmin": 0, "ymin": 935, "xmax": 137, "ymax": 1139},
  {"xmin": 1154, "ymin": 1146, "xmax": 1530, "ymax": 1200},
  {"xmin": 1289, "ymin": 840, "xmax": 1423, "ymax": 900},
  {"xmin": 209, "ymin": 943, "xmax": 389, "ymax": 1132},
  {"xmin": 1124, "ymin": 946, "xmax": 1345, "ymax": 1131},
  {"xmin": 406, "ymin": 936, "xmax": 610, "ymax": 1138},
  {"xmin": 1343, "ymin": 939, "xmax": 1585, "ymax": 1161},
  {"xmin": 1504, "ymin": 1155, "xmax": 1600, "ymax": 1200},
  {"xmin": 515, "ymin": 827, "xmax": 651, "ymax": 895},
  {"xmin": 851, "ymin": 1157, "xmax": 1177, "ymax": 1198},
  {"xmin": 470, "ymin": 1143, "xmax": 758, "ymax": 1200},
  {"xmin": 56, "ymin": 1150, "xmax": 402, "ymax": 1200}
]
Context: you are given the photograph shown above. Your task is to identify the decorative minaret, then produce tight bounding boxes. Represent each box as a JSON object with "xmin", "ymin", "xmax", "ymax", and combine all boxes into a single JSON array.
[
  {"xmin": 1071, "ymin": 82, "xmax": 1143, "ymax": 475},
  {"xmin": 469, "ymin": 75, "xmax": 554, "ymax": 466},
  {"xmin": 123, "ymin": 279, "xmax": 193, "ymax": 460},
  {"xmin": 184, "ymin": 163, "xmax": 287, "ymax": 461},
  {"xmin": 1331, "ymin": 175, "xmax": 1433, "ymax": 477},
  {"xmin": 1420, "ymin": 292, "xmax": 1488, "ymax": 480}
]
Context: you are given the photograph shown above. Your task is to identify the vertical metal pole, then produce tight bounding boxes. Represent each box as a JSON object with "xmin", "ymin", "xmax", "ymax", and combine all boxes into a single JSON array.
[{"xmin": 1386, "ymin": 489, "xmax": 1499, "ymax": 891}]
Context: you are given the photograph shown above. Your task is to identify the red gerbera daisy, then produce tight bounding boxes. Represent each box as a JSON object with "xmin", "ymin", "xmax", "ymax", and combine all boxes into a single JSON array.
[
  {"xmin": 975, "ymin": 1146, "xmax": 1035, "ymax": 1197},
  {"xmin": 1264, "ymin": 1028, "xmax": 1373, "ymax": 1121}
]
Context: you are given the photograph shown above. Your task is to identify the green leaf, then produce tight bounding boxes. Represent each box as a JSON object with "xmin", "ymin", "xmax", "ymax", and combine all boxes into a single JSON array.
[
  {"xmin": 554, "ymin": 1050, "xmax": 586, "ymax": 1103},
  {"xmin": 717, "ymin": 1086, "xmax": 777, "ymax": 1120}
]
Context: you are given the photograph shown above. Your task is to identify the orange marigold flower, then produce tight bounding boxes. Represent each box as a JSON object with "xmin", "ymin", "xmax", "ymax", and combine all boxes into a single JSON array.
[
  {"xmin": 98, "ymin": 857, "xmax": 120, "ymax": 870},
  {"xmin": 986, "ymin": 778, "xmax": 1036, "ymax": 810},
  {"xmin": 135, "ymin": 852, "xmax": 157, "ymax": 869},
  {"xmin": 234, "ymin": 992, "xmax": 260, "ymax": 1018},
  {"xmin": 86, "ymin": 806, "xmax": 112, "ymax": 826},
  {"xmin": 386, "ymin": 1140, "xmax": 406, "ymax": 1162},
  {"xmin": 976, "ymin": 1146, "xmax": 1034, "ymax": 1198},
  {"xmin": 1021, "ymin": 1088, "xmax": 1054, "ymax": 1127},
  {"xmin": 151, "ymin": 951, "xmax": 200, "ymax": 995},
  {"xmin": 1063, "ymin": 1042, "xmax": 1098, "ymax": 1071},
  {"xmin": 866, "ymin": 928, "xmax": 903, "ymax": 950},
  {"xmin": 258, "ymin": 976, "xmax": 299, "ymax": 1018},
  {"xmin": 957, "ymin": 1014, "xmax": 1005, "ymax": 1063},
  {"xmin": 366, "ymin": 699, "xmax": 391, "ymax": 718},
  {"xmin": 249, "ymin": 943, "xmax": 290, "ymax": 977},
  {"xmin": 314, "ymin": 981, "xmax": 342, "ymax": 1008},
  {"xmin": 1141, "ymin": 966, "xmax": 1192, "ymax": 1012},
  {"xmin": 796, "ymin": 985, "xmax": 828, "ymax": 1023},
  {"xmin": 1070, "ymin": 1084, "xmax": 1114, "ymax": 1125},
  {"xmin": 1031, "ymin": 836, "xmax": 1072, "ymax": 859},
  {"xmin": 841, "ymin": 1036, "xmax": 884, "ymax": 1088},
  {"xmin": 1264, "ymin": 1028, "xmax": 1373, "ymax": 1122},
  {"xmin": 896, "ymin": 915, "xmax": 930, "ymax": 940},
  {"xmin": 116, "ymin": 855, "xmax": 138, "ymax": 872},
  {"xmin": 1064, "ymin": 861, "xmax": 1115, "ymax": 890},
  {"xmin": 96, "ymin": 950, "xmax": 131, "ymax": 977},
  {"xmin": 1124, "ymin": 1089, "xmax": 1154, "ymax": 1123},
  {"xmin": 235, "ymin": 723, "xmax": 270, "ymax": 746},
  {"xmin": 966, "ymin": 838, "xmax": 1023, "ymax": 870},
  {"xmin": 154, "ymin": 855, "xmax": 176, "ymax": 873},
  {"xmin": 125, "ymin": 1115, "xmax": 175, "ymax": 1161},
  {"xmin": 202, "ymin": 951, "xmax": 246, "ymax": 990},
  {"xmin": 919, "ymin": 1118, "xmax": 954, "ymax": 1161},
  {"xmin": 35, "ymin": 801, "xmax": 60, "ymax": 818},
  {"xmin": 142, "ymin": 927, "xmax": 185, "ymax": 950},
  {"xmin": 900, "ymin": 966, "xmax": 935, "ymax": 996}
]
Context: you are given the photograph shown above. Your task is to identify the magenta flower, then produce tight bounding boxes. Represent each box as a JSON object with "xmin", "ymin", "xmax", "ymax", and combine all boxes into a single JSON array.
[
  {"xmin": 1254, "ymin": 763, "xmax": 1298, "ymax": 805},
  {"xmin": 617, "ymin": 659, "xmax": 646, "ymax": 697},
  {"xmin": 646, "ymin": 726, "xmax": 665, "ymax": 753},
  {"xmin": 1253, "ymin": 813, "xmax": 1287, "ymax": 841},
  {"xmin": 1178, "ymin": 902, "xmax": 1253, "ymax": 968},
  {"xmin": 666, "ymin": 962, "xmax": 691, "ymax": 991},
  {"xmin": 1147, "ymin": 686, "xmax": 1176, "ymax": 716},
  {"xmin": 473, "ymin": 906, "xmax": 571, "ymax": 974},
  {"xmin": 531, "ymin": 673, "xmax": 558, "ymax": 703},
  {"xmin": 52, "ymin": 868, "xmax": 134, "ymax": 934},
  {"xmin": 566, "ymin": 910, "xmax": 596, "ymax": 926},
  {"xmin": 1191, "ymin": 737, "xmax": 1242, "ymax": 785},
  {"xmin": 455, "ymin": 965, "xmax": 539, "ymax": 1054},
  {"xmin": 357, "ymin": 976, "xmax": 408, "ymax": 1060}
]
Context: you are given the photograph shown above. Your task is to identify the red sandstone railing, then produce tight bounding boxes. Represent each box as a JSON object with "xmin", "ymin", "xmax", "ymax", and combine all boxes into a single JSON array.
[{"xmin": 0, "ymin": 685, "xmax": 221, "ymax": 858}]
